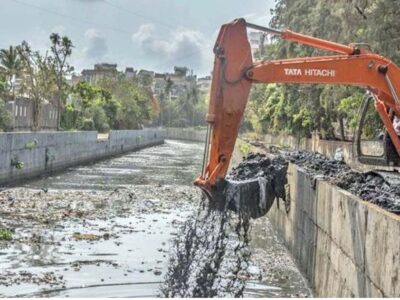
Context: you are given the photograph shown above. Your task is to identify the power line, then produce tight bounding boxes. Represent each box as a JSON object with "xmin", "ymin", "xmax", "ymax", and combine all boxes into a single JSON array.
[
  {"xmin": 10, "ymin": 0, "xmax": 132, "ymax": 36},
  {"xmin": 8, "ymin": 0, "xmax": 212, "ymax": 72}
]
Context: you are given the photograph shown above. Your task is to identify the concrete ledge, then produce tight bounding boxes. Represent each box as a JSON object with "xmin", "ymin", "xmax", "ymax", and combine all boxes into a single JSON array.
[
  {"xmin": 267, "ymin": 163, "xmax": 400, "ymax": 297},
  {"xmin": 0, "ymin": 129, "xmax": 165, "ymax": 186}
]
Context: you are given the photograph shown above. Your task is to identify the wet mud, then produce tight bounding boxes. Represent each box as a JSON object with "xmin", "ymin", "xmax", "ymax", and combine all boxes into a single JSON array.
[
  {"xmin": 227, "ymin": 153, "xmax": 288, "ymax": 218},
  {"xmin": 162, "ymin": 198, "xmax": 252, "ymax": 297},
  {"xmin": 287, "ymin": 150, "xmax": 400, "ymax": 214}
]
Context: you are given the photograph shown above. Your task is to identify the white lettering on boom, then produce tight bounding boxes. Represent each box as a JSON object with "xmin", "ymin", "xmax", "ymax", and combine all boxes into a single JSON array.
[{"xmin": 284, "ymin": 68, "xmax": 336, "ymax": 77}]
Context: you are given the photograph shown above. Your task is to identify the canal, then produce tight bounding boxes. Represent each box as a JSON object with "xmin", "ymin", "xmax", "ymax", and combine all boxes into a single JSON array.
[{"xmin": 0, "ymin": 140, "xmax": 310, "ymax": 297}]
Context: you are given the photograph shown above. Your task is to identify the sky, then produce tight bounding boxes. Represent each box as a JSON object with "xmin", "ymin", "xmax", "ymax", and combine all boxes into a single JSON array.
[{"xmin": 0, "ymin": 0, "xmax": 275, "ymax": 76}]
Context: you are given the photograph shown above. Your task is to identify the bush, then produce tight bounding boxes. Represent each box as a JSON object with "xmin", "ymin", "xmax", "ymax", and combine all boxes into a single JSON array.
[
  {"xmin": 0, "ymin": 98, "xmax": 11, "ymax": 131},
  {"xmin": 83, "ymin": 106, "xmax": 110, "ymax": 132},
  {"xmin": 0, "ymin": 228, "xmax": 12, "ymax": 241},
  {"xmin": 98, "ymin": 122, "xmax": 110, "ymax": 133},
  {"xmin": 81, "ymin": 118, "xmax": 95, "ymax": 130}
]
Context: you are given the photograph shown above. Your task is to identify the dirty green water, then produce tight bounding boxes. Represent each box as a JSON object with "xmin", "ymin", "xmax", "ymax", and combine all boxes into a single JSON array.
[{"xmin": 0, "ymin": 140, "xmax": 311, "ymax": 297}]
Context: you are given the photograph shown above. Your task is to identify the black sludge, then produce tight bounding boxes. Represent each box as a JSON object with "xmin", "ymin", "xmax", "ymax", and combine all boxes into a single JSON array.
[
  {"xmin": 226, "ymin": 153, "xmax": 289, "ymax": 219},
  {"xmin": 162, "ymin": 152, "xmax": 289, "ymax": 297},
  {"xmin": 287, "ymin": 150, "xmax": 400, "ymax": 214}
]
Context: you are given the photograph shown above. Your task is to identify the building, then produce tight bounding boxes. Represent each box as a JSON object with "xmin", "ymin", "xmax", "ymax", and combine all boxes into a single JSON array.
[
  {"xmin": 125, "ymin": 67, "xmax": 136, "ymax": 78},
  {"xmin": 81, "ymin": 63, "xmax": 118, "ymax": 84},
  {"xmin": 135, "ymin": 69, "xmax": 154, "ymax": 89},
  {"xmin": 70, "ymin": 63, "xmax": 137, "ymax": 85},
  {"xmin": 197, "ymin": 75, "xmax": 212, "ymax": 94},
  {"xmin": 248, "ymin": 31, "xmax": 266, "ymax": 59},
  {"xmin": 152, "ymin": 67, "xmax": 197, "ymax": 100}
]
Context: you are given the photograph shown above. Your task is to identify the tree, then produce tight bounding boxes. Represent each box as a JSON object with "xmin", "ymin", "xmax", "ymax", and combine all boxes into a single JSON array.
[
  {"xmin": 17, "ymin": 41, "xmax": 56, "ymax": 130},
  {"xmin": 0, "ymin": 98, "xmax": 11, "ymax": 131},
  {"xmin": 49, "ymin": 33, "xmax": 73, "ymax": 130},
  {"xmin": 0, "ymin": 46, "xmax": 22, "ymax": 99},
  {"xmin": 246, "ymin": 0, "xmax": 397, "ymax": 139},
  {"xmin": 97, "ymin": 77, "xmax": 152, "ymax": 129}
]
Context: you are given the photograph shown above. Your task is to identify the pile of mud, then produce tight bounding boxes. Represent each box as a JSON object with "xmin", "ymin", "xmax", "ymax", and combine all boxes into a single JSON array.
[
  {"xmin": 162, "ymin": 153, "xmax": 289, "ymax": 297},
  {"xmin": 287, "ymin": 150, "xmax": 400, "ymax": 214}
]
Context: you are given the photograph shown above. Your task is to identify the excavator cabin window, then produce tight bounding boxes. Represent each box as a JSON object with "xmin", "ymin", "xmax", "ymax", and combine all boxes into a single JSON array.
[{"xmin": 355, "ymin": 94, "xmax": 400, "ymax": 167}]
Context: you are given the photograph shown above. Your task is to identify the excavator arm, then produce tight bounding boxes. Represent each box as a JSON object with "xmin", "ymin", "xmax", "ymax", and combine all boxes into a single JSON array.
[{"xmin": 194, "ymin": 18, "xmax": 400, "ymax": 200}]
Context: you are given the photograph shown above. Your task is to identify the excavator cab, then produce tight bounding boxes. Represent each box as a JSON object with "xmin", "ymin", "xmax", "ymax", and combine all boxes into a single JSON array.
[{"xmin": 355, "ymin": 94, "xmax": 400, "ymax": 167}]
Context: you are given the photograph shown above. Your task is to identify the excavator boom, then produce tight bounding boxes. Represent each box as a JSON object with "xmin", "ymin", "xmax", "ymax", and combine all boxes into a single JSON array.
[{"xmin": 195, "ymin": 18, "xmax": 400, "ymax": 213}]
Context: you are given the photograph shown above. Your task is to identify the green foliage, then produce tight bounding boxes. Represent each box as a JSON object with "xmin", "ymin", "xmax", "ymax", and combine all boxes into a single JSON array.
[
  {"xmin": 0, "ymin": 228, "xmax": 12, "ymax": 241},
  {"xmin": 97, "ymin": 77, "xmax": 152, "ymax": 129},
  {"xmin": 62, "ymin": 77, "xmax": 153, "ymax": 131},
  {"xmin": 83, "ymin": 106, "xmax": 109, "ymax": 132},
  {"xmin": 11, "ymin": 156, "xmax": 24, "ymax": 169},
  {"xmin": 0, "ymin": 98, "xmax": 11, "ymax": 131},
  {"xmin": 238, "ymin": 141, "xmax": 252, "ymax": 155},
  {"xmin": 245, "ymin": 0, "xmax": 399, "ymax": 140},
  {"xmin": 81, "ymin": 118, "xmax": 95, "ymax": 131},
  {"xmin": 25, "ymin": 139, "xmax": 38, "ymax": 149}
]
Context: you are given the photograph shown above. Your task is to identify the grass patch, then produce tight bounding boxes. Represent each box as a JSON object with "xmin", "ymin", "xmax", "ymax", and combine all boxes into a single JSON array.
[
  {"xmin": 0, "ymin": 228, "xmax": 12, "ymax": 241},
  {"xmin": 24, "ymin": 139, "xmax": 38, "ymax": 149},
  {"xmin": 238, "ymin": 141, "xmax": 252, "ymax": 156}
]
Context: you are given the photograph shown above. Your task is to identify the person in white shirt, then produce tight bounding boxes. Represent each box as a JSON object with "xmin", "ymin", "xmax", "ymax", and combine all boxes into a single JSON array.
[{"xmin": 393, "ymin": 115, "xmax": 400, "ymax": 134}]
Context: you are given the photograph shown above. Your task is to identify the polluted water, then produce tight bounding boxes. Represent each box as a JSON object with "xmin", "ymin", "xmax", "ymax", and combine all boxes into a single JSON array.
[{"xmin": 0, "ymin": 141, "xmax": 311, "ymax": 297}]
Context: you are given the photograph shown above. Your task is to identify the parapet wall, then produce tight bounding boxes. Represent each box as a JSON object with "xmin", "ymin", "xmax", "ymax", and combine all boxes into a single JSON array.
[
  {"xmin": 266, "ymin": 163, "xmax": 400, "ymax": 297},
  {"xmin": 166, "ymin": 127, "xmax": 206, "ymax": 142},
  {"xmin": 0, "ymin": 129, "xmax": 165, "ymax": 185}
]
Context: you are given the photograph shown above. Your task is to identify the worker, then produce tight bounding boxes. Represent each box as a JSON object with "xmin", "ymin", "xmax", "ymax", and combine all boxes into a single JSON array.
[{"xmin": 394, "ymin": 116, "xmax": 400, "ymax": 134}]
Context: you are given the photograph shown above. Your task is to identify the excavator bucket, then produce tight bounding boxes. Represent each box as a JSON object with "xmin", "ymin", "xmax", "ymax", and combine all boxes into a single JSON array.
[
  {"xmin": 201, "ymin": 154, "xmax": 289, "ymax": 219},
  {"xmin": 205, "ymin": 178, "xmax": 276, "ymax": 219}
]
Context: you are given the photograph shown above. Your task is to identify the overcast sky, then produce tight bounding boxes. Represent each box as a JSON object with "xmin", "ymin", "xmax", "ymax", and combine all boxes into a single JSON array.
[{"xmin": 0, "ymin": 0, "xmax": 274, "ymax": 76}]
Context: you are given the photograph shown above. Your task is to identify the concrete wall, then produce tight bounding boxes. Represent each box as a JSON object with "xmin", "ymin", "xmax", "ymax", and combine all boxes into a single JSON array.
[
  {"xmin": 166, "ymin": 127, "xmax": 206, "ymax": 142},
  {"xmin": 0, "ymin": 129, "xmax": 165, "ymax": 185},
  {"xmin": 7, "ymin": 97, "xmax": 58, "ymax": 131},
  {"xmin": 266, "ymin": 163, "xmax": 400, "ymax": 297}
]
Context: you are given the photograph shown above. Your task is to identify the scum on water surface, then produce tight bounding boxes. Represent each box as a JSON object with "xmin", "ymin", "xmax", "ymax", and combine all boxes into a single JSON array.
[{"xmin": 0, "ymin": 140, "xmax": 311, "ymax": 297}]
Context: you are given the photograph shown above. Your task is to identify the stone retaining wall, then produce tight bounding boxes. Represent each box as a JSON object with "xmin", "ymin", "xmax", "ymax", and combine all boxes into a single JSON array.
[{"xmin": 0, "ymin": 129, "xmax": 165, "ymax": 185}]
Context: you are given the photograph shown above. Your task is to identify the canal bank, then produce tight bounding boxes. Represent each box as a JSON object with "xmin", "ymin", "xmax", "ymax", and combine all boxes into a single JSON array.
[{"xmin": 0, "ymin": 129, "xmax": 165, "ymax": 186}]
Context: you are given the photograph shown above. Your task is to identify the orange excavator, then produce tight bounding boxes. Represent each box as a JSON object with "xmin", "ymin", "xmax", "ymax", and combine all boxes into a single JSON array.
[{"xmin": 194, "ymin": 18, "xmax": 400, "ymax": 214}]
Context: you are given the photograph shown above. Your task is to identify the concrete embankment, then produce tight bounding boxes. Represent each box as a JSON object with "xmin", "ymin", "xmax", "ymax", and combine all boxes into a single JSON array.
[
  {"xmin": 0, "ymin": 129, "xmax": 165, "ymax": 185},
  {"xmin": 166, "ymin": 127, "xmax": 205, "ymax": 142},
  {"xmin": 232, "ymin": 138, "xmax": 400, "ymax": 297},
  {"xmin": 266, "ymin": 163, "xmax": 400, "ymax": 297}
]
